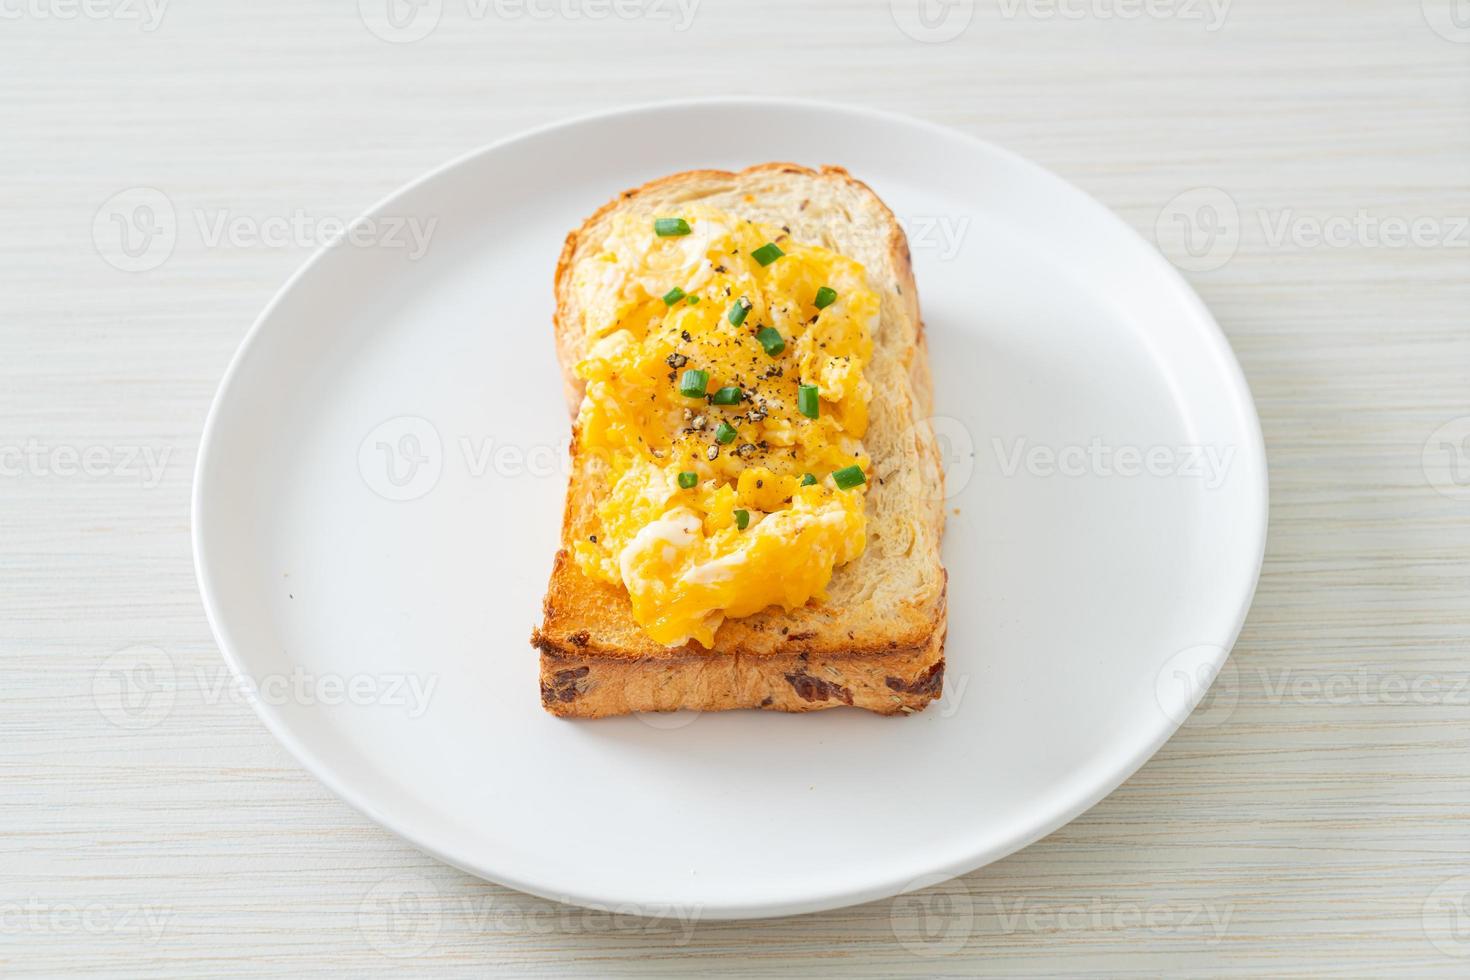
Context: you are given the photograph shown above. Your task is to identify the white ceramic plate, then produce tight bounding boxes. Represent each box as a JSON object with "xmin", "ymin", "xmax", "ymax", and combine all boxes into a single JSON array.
[{"xmin": 193, "ymin": 99, "xmax": 1267, "ymax": 920}]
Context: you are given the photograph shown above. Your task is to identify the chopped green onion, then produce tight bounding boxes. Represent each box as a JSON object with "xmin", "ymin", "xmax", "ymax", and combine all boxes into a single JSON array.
[
  {"xmin": 687, "ymin": 295, "xmax": 700, "ymax": 305},
  {"xmin": 798, "ymin": 384, "xmax": 819, "ymax": 419},
  {"xmin": 662, "ymin": 286, "xmax": 686, "ymax": 306},
  {"xmin": 800, "ymin": 473, "xmax": 817, "ymax": 486},
  {"xmin": 755, "ymin": 326, "xmax": 785, "ymax": 356},
  {"xmin": 728, "ymin": 296, "xmax": 752, "ymax": 327},
  {"xmin": 711, "ymin": 386, "xmax": 743, "ymax": 405},
  {"xmin": 734, "ymin": 509, "xmax": 750, "ymax": 530},
  {"xmin": 678, "ymin": 369, "xmax": 709, "ymax": 398},
  {"xmin": 832, "ymin": 464, "xmax": 866, "ymax": 490},
  {"xmin": 654, "ymin": 217, "xmax": 691, "ymax": 237},
  {"xmin": 814, "ymin": 286, "xmax": 838, "ymax": 309},
  {"xmin": 677, "ymin": 471, "xmax": 698, "ymax": 489},
  {"xmin": 714, "ymin": 420, "xmax": 738, "ymax": 444},
  {"xmin": 752, "ymin": 242, "xmax": 784, "ymax": 266}
]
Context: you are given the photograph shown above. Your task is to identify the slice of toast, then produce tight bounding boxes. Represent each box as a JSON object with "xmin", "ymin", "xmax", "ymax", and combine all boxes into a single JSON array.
[{"xmin": 532, "ymin": 164, "xmax": 947, "ymax": 717}]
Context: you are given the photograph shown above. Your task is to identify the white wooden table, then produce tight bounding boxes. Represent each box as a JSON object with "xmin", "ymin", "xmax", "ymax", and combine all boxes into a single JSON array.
[{"xmin": 4, "ymin": 1, "xmax": 1467, "ymax": 975}]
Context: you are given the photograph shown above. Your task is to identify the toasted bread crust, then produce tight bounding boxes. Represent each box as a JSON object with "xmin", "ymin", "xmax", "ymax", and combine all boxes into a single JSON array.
[
  {"xmin": 534, "ymin": 593, "xmax": 946, "ymax": 717},
  {"xmin": 534, "ymin": 164, "xmax": 948, "ymax": 717}
]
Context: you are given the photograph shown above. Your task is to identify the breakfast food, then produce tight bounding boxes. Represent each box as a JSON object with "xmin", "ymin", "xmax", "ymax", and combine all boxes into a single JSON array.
[{"xmin": 532, "ymin": 164, "xmax": 947, "ymax": 717}]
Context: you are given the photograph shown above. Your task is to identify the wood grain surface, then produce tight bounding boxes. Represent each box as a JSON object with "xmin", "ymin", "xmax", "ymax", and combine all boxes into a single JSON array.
[{"xmin": 3, "ymin": 0, "xmax": 1468, "ymax": 975}]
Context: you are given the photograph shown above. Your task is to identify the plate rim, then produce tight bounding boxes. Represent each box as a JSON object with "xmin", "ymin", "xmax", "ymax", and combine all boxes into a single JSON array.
[{"xmin": 191, "ymin": 95, "xmax": 1270, "ymax": 920}]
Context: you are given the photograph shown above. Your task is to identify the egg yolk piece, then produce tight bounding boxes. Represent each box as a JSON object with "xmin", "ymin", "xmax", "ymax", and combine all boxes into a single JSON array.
[{"xmin": 569, "ymin": 206, "xmax": 878, "ymax": 648}]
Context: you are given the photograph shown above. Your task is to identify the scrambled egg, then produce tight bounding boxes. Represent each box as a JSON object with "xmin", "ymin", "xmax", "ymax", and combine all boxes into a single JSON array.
[{"xmin": 569, "ymin": 205, "xmax": 877, "ymax": 647}]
